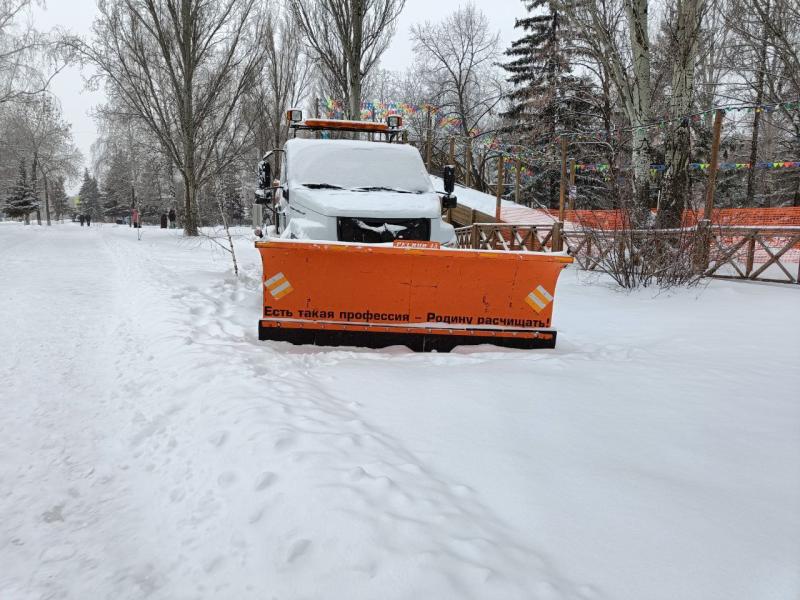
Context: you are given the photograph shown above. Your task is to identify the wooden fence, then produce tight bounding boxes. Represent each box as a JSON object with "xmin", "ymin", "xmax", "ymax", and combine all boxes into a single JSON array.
[
  {"xmin": 453, "ymin": 223, "xmax": 800, "ymax": 284},
  {"xmin": 703, "ymin": 226, "xmax": 800, "ymax": 283}
]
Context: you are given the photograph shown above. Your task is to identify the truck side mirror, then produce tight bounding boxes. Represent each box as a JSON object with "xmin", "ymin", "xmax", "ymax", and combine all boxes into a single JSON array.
[
  {"xmin": 441, "ymin": 195, "xmax": 457, "ymax": 209},
  {"xmin": 254, "ymin": 189, "xmax": 272, "ymax": 205},
  {"xmin": 443, "ymin": 165, "xmax": 455, "ymax": 195},
  {"xmin": 257, "ymin": 159, "xmax": 271, "ymax": 190}
]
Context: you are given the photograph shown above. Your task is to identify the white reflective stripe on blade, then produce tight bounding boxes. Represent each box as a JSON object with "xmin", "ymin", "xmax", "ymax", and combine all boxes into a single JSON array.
[
  {"xmin": 270, "ymin": 280, "xmax": 291, "ymax": 296},
  {"xmin": 265, "ymin": 272, "xmax": 285, "ymax": 287},
  {"xmin": 535, "ymin": 285, "xmax": 553, "ymax": 302},
  {"xmin": 526, "ymin": 292, "xmax": 546, "ymax": 310}
]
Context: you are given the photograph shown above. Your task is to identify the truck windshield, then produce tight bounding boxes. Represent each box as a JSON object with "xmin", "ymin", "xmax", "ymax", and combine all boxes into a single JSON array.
[{"xmin": 289, "ymin": 141, "xmax": 435, "ymax": 194}]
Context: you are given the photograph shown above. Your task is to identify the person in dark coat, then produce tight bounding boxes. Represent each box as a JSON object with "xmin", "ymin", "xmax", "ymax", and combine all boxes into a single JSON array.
[
  {"xmin": 168, "ymin": 208, "xmax": 176, "ymax": 229},
  {"xmin": 85, "ymin": 214, "xmax": 91, "ymax": 227},
  {"xmin": 160, "ymin": 212, "xmax": 168, "ymax": 229},
  {"xmin": 79, "ymin": 214, "xmax": 85, "ymax": 226}
]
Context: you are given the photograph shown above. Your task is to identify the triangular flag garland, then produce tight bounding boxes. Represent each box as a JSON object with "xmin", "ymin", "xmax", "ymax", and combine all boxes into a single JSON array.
[
  {"xmin": 316, "ymin": 98, "xmax": 800, "ymax": 176},
  {"xmin": 318, "ymin": 97, "xmax": 800, "ymax": 146},
  {"xmin": 572, "ymin": 161, "xmax": 800, "ymax": 172}
]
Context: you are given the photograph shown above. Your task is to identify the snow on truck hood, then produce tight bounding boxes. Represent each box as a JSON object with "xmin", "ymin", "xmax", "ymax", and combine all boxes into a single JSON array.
[
  {"xmin": 290, "ymin": 187, "xmax": 441, "ymax": 218},
  {"xmin": 285, "ymin": 138, "xmax": 435, "ymax": 194}
]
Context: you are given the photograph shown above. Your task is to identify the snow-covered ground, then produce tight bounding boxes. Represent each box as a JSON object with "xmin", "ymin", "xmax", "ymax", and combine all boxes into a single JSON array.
[{"xmin": 1, "ymin": 222, "xmax": 798, "ymax": 600}]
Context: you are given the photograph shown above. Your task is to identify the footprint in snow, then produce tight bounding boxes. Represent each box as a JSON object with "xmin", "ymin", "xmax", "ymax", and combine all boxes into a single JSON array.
[
  {"xmin": 348, "ymin": 466, "xmax": 367, "ymax": 481},
  {"xmin": 40, "ymin": 543, "xmax": 76, "ymax": 563},
  {"xmin": 286, "ymin": 539, "xmax": 312, "ymax": 564},
  {"xmin": 41, "ymin": 504, "xmax": 65, "ymax": 523},
  {"xmin": 450, "ymin": 483, "xmax": 473, "ymax": 496},
  {"xmin": 248, "ymin": 506, "xmax": 266, "ymax": 524},
  {"xmin": 217, "ymin": 471, "xmax": 237, "ymax": 488},
  {"xmin": 273, "ymin": 435, "xmax": 295, "ymax": 451},
  {"xmin": 209, "ymin": 431, "xmax": 228, "ymax": 447},
  {"xmin": 254, "ymin": 471, "xmax": 277, "ymax": 491}
]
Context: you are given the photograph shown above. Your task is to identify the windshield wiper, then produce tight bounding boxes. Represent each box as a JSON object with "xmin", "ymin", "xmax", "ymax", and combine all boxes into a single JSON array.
[
  {"xmin": 303, "ymin": 183, "xmax": 343, "ymax": 189},
  {"xmin": 353, "ymin": 186, "xmax": 414, "ymax": 194}
]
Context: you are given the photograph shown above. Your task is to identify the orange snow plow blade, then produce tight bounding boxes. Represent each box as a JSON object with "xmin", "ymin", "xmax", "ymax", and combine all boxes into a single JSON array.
[{"xmin": 255, "ymin": 239, "xmax": 573, "ymax": 351}]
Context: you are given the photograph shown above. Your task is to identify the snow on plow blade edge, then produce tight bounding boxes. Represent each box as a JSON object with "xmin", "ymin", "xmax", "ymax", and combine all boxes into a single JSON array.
[{"xmin": 255, "ymin": 239, "xmax": 573, "ymax": 351}]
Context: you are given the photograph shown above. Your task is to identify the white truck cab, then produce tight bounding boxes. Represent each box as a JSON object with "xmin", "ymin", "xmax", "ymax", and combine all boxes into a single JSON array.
[{"xmin": 256, "ymin": 115, "xmax": 457, "ymax": 245}]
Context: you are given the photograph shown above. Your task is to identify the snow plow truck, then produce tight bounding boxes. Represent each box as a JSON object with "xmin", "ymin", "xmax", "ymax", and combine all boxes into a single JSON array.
[{"xmin": 253, "ymin": 109, "xmax": 572, "ymax": 351}]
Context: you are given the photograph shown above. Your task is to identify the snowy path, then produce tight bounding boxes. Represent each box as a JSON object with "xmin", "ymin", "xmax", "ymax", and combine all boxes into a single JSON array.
[{"xmin": 1, "ymin": 223, "xmax": 798, "ymax": 600}]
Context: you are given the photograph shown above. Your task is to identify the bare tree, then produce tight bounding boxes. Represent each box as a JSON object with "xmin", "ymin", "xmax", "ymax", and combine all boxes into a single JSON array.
[
  {"xmin": 76, "ymin": 0, "xmax": 269, "ymax": 236},
  {"xmin": 658, "ymin": 0, "xmax": 705, "ymax": 227},
  {"xmin": 290, "ymin": 0, "xmax": 406, "ymax": 119},
  {"xmin": 245, "ymin": 6, "xmax": 311, "ymax": 173},
  {"xmin": 695, "ymin": 0, "xmax": 731, "ymax": 127},
  {"xmin": 411, "ymin": 4, "xmax": 504, "ymax": 141},
  {"xmin": 727, "ymin": 0, "xmax": 800, "ymax": 206},
  {"xmin": 0, "ymin": 0, "xmax": 72, "ymax": 104},
  {"xmin": 568, "ymin": 0, "xmax": 653, "ymax": 212},
  {"xmin": 92, "ymin": 98, "xmax": 173, "ymax": 222}
]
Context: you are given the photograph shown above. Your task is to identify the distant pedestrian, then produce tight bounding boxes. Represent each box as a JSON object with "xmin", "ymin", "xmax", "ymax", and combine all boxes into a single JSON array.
[
  {"xmin": 160, "ymin": 212, "xmax": 168, "ymax": 229},
  {"xmin": 132, "ymin": 208, "xmax": 140, "ymax": 229},
  {"xmin": 168, "ymin": 208, "xmax": 176, "ymax": 229},
  {"xmin": 79, "ymin": 214, "xmax": 85, "ymax": 226},
  {"xmin": 85, "ymin": 214, "xmax": 91, "ymax": 227}
]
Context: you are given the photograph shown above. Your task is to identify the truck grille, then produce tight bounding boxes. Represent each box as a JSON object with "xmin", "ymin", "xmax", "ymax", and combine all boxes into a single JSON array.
[{"xmin": 337, "ymin": 217, "xmax": 431, "ymax": 243}]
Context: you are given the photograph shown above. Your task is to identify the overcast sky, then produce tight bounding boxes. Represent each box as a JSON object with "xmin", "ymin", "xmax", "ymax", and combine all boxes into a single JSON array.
[{"xmin": 32, "ymin": 0, "xmax": 527, "ymax": 190}]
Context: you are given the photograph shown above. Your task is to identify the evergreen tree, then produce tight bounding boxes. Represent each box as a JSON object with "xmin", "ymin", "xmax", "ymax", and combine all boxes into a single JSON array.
[
  {"xmin": 4, "ymin": 158, "xmax": 36, "ymax": 223},
  {"xmin": 77, "ymin": 168, "xmax": 101, "ymax": 220},
  {"xmin": 220, "ymin": 167, "xmax": 244, "ymax": 225},
  {"xmin": 103, "ymin": 150, "xmax": 132, "ymax": 220},
  {"xmin": 51, "ymin": 176, "xmax": 69, "ymax": 222},
  {"xmin": 502, "ymin": 0, "xmax": 599, "ymax": 208}
]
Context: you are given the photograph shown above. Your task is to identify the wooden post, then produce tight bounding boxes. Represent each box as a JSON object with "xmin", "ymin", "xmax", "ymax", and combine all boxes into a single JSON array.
[
  {"xmin": 314, "ymin": 97, "xmax": 321, "ymax": 139},
  {"xmin": 465, "ymin": 139, "xmax": 472, "ymax": 188},
  {"xmin": 745, "ymin": 234, "xmax": 756, "ymax": 277},
  {"xmin": 515, "ymin": 159, "xmax": 521, "ymax": 205},
  {"xmin": 697, "ymin": 108, "xmax": 724, "ymax": 272},
  {"xmin": 495, "ymin": 155, "xmax": 504, "ymax": 223},
  {"xmin": 568, "ymin": 158, "xmax": 577, "ymax": 210},
  {"xmin": 586, "ymin": 236, "xmax": 592, "ymax": 267},
  {"xmin": 704, "ymin": 109, "xmax": 724, "ymax": 221},
  {"xmin": 555, "ymin": 137, "xmax": 568, "ymax": 251},
  {"xmin": 448, "ymin": 137, "xmax": 456, "ymax": 182},
  {"xmin": 552, "ymin": 222, "xmax": 562, "ymax": 253},
  {"xmin": 425, "ymin": 107, "xmax": 433, "ymax": 172}
]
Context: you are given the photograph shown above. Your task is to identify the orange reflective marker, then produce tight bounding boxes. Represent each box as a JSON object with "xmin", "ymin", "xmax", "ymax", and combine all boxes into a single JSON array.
[{"xmin": 255, "ymin": 240, "xmax": 573, "ymax": 351}]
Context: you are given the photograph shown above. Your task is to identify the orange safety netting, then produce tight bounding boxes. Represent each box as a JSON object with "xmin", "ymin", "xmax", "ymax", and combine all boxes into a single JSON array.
[
  {"xmin": 491, "ymin": 206, "xmax": 800, "ymax": 268},
  {"xmin": 682, "ymin": 207, "xmax": 800, "ymax": 228}
]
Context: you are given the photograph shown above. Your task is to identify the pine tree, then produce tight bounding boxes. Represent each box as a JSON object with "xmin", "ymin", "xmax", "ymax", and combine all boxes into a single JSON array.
[
  {"xmin": 220, "ymin": 167, "xmax": 244, "ymax": 224},
  {"xmin": 51, "ymin": 176, "xmax": 69, "ymax": 222},
  {"xmin": 103, "ymin": 151, "xmax": 132, "ymax": 221},
  {"xmin": 502, "ymin": 0, "xmax": 598, "ymax": 208},
  {"xmin": 78, "ymin": 169, "xmax": 101, "ymax": 220},
  {"xmin": 4, "ymin": 158, "xmax": 36, "ymax": 223}
]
